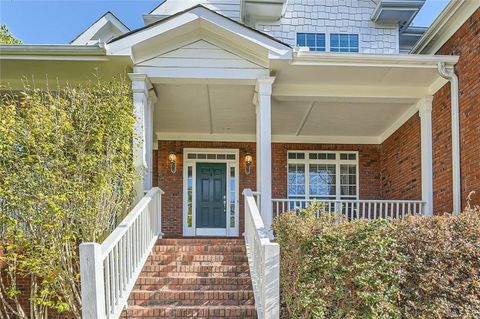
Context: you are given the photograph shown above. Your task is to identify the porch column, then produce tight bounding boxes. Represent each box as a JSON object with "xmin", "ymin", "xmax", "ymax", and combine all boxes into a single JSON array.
[
  {"xmin": 129, "ymin": 73, "xmax": 155, "ymax": 200},
  {"xmin": 418, "ymin": 97, "xmax": 433, "ymax": 216},
  {"xmin": 254, "ymin": 77, "xmax": 275, "ymax": 234}
]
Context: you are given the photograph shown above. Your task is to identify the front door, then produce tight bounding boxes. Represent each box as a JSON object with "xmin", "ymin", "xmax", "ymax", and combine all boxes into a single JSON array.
[{"xmin": 196, "ymin": 163, "xmax": 227, "ymax": 235}]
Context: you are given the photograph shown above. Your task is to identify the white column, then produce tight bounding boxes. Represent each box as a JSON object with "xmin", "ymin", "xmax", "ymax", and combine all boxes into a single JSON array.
[
  {"xmin": 418, "ymin": 97, "xmax": 434, "ymax": 216},
  {"xmin": 146, "ymin": 89, "xmax": 157, "ymax": 190},
  {"xmin": 254, "ymin": 77, "xmax": 275, "ymax": 235},
  {"xmin": 129, "ymin": 73, "xmax": 155, "ymax": 200}
]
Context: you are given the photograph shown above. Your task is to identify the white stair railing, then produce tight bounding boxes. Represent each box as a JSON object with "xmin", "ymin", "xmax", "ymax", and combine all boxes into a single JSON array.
[
  {"xmin": 272, "ymin": 198, "xmax": 427, "ymax": 220},
  {"xmin": 243, "ymin": 189, "xmax": 280, "ymax": 319},
  {"xmin": 80, "ymin": 187, "xmax": 164, "ymax": 319}
]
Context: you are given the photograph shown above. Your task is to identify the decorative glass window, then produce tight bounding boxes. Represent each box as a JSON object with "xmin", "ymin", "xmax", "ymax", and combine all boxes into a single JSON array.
[
  {"xmin": 229, "ymin": 167, "xmax": 236, "ymax": 228},
  {"xmin": 330, "ymin": 34, "xmax": 359, "ymax": 52},
  {"xmin": 187, "ymin": 166, "xmax": 193, "ymax": 227},
  {"xmin": 297, "ymin": 33, "xmax": 326, "ymax": 51},
  {"xmin": 287, "ymin": 151, "xmax": 359, "ymax": 201}
]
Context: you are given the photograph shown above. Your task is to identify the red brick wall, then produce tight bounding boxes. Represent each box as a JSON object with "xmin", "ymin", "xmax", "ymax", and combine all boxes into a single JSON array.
[
  {"xmin": 433, "ymin": 8, "xmax": 480, "ymax": 210},
  {"xmin": 155, "ymin": 141, "xmax": 381, "ymax": 237},
  {"xmin": 432, "ymin": 85, "xmax": 453, "ymax": 212},
  {"xmin": 380, "ymin": 113, "xmax": 422, "ymax": 201}
]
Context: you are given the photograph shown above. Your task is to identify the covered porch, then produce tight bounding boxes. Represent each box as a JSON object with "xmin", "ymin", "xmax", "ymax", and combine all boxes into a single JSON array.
[{"xmin": 131, "ymin": 52, "xmax": 456, "ymax": 238}]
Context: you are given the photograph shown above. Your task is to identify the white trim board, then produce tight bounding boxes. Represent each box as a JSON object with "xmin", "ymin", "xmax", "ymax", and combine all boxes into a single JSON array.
[
  {"xmin": 156, "ymin": 132, "xmax": 382, "ymax": 144},
  {"xmin": 182, "ymin": 148, "xmax": 240, "ymax": 237}
]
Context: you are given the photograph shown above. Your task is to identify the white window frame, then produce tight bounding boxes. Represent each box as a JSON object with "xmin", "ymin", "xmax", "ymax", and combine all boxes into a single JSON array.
[
  {"xmin": 296, "ymin": 32, "xmax": 326, "ymax": 52},
  {"xmin": 329, "ymin": 33, "xmax": 360, "ymax": 53},
  {"xmin": 287, "ymin": 150, "xmax": 359, "ymax": 200},
  {"xmin": 183, "ymin": 148, "xmax": 239, "ymax": 237}
]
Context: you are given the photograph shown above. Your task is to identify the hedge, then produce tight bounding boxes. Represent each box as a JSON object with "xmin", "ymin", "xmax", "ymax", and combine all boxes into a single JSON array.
[
  {"xmin": 272, "ymin": 203, "xmax": 480, "ymax": 319},
  {"xmin": 0, "ymin": 77, "xmax": 136, "ymax": 318}
]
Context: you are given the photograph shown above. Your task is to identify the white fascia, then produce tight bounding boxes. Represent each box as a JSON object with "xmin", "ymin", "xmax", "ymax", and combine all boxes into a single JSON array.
[
  {"xmin": 292, "ymin": 51, "xmax": 459, "ymax": 68},
  {"xmin": 0, "ymin": 44, "xmax": 109, "ymax": 61}
]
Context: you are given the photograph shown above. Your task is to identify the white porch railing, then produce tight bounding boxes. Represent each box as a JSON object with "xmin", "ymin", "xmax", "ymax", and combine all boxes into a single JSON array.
[
  {"xmin": 272, "ymin": 198, "xmax": 427, "ymax": 220},
  {"xmin": 79, "ymin": 187, "xmax": 164, "ymax": 319},
  {"xmin": 243, "ymin": 189, "xmax": 280, "ymax": 319}
]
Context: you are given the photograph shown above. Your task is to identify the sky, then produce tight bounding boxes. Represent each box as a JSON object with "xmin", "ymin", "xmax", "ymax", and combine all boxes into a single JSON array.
[{"xmin": 0, "ymin": 0, "xmax": 450, "ymax": 44}]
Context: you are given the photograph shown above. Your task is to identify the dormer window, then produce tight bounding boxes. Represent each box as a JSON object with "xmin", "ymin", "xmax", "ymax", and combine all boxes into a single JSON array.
[
  {"xmin": 296, "ymin": 33, "xmax": 326, "ymax": 52},
  {"xmin": 330, "ymin": 34, "xmax": 359, "ymax": 53}
]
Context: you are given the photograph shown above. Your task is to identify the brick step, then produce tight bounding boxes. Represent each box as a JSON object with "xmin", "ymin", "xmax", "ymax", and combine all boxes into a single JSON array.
[
  {"xmin": 139, "ymin": 271, "xmax": 251, "ymax": 278},
  {"xmin": 145, "ymin": 260, "xmax": 249, "ymax": 267},
  {"xmin": 157, "ymin": 239, "xmax": 245, "ymax": 245},
  {"xmin": 134, "ymin": 276, "xmax": 253, "ymax": 287},
  {"xmin": 122, "ymin": 239, "xmax": 255, "ymax": 318},
  {"xmin": 147, "ymin": 254, "xmax": 248, "ymax": 263},
  {"xmin": 128, "ymin": 290, "xmax": 255, "ymax": 307},
  {"xmin": 121, "ymin": 305, "xmax": 257, "ymax": 318},
  {"xmin": 151, "ymin": 245, "xmax": 246, "ymax": 253},
  {"xmin": 140, "ymin": 264, "xmax": 249, "ymax": 273},
  {"xmin": 134, "ymin": 283, "xmax": 253, "ymax": 291}
]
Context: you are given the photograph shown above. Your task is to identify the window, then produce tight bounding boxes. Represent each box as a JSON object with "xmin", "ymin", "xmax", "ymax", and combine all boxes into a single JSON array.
[
  {"xmin": 297, "ymin": 33, "xmax": 326, "ymax": 52},
  {"xmin": 330, "ymin": 34, "xmax": 359, "ymax": 52},
  {"xmin": 287, "ymin": 151, "xmax": 358, "ymax": 201}
]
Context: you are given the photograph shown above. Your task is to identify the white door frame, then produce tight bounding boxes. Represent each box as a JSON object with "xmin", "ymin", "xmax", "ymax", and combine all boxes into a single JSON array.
[{"xmin": 182, "ymin": 148, "xmax": 240, "ymax": 237}]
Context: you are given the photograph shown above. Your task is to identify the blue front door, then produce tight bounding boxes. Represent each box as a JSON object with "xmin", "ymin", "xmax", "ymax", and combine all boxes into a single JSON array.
[{"xmin": 196, "ymin": 163, "xmax": 227, "ymax": 229}]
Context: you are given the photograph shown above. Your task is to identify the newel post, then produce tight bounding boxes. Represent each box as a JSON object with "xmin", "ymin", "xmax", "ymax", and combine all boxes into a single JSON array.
[
  {"xmin": 263, "ymin": 243, "xmax": 280, "ymax": 319},
  {"xmin": 80, "ymin": 243, "xmax": 105, "ymax": 319}
]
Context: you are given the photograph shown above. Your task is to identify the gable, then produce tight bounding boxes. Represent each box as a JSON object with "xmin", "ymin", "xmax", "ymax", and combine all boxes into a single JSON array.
[
  {"xmin": 107, "ymin": 6, "xmax": 291, "ymax": 61},
  {"xmin": 71, "ymin": 12, "xmax": 129, "ymax": 45},
  {"xmin": 137, "ymin": 39, "xmax": 264, "ymax": 70}
]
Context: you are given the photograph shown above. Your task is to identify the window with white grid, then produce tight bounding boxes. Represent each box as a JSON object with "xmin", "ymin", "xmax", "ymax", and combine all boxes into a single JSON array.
[{"xmin": 287, "ymin": 151, "xmax": 359, "ymax": 201}]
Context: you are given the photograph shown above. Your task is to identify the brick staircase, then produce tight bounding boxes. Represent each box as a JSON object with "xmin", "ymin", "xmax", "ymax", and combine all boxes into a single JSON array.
[{"xmin": 121, "ymin": 238, "xmax": 257, "ymax": 318}]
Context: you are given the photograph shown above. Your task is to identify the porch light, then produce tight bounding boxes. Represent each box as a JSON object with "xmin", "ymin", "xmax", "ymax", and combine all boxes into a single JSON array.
[
  {"xmin": 168, "ymin": 151, "xmax": 177, "ymax": 174},
  {"xmin": 245, "ymin": 152, "xmax": 253, "ymax": 175}
]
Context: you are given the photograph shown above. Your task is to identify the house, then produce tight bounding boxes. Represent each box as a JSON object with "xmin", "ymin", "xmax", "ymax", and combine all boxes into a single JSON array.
[{"xmin": 1, "ymin": 0, "xmax": 478, "ymax": 318}]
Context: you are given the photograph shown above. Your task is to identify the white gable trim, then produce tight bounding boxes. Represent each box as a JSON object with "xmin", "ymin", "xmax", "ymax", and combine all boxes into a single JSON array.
[
  {"xmin": 71, "ymin": 12, "xmax": 130, "ymax": 45},
  {"xmin": 106, "ymin": 6, "xmax": 291, "ymax": 60},
  {"xmin": 411, "ymin": 0, "xmax": 479, "ymax": 54}
]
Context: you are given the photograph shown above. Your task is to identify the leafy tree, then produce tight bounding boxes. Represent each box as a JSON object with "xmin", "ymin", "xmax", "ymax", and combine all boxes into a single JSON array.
[
  {"xmin": 0, "ymin": 77, "xmax": 137, "ymax": 318},
  {"xmin": 0, "ymin": 24, "xmax": 22, "ymax": 44}
]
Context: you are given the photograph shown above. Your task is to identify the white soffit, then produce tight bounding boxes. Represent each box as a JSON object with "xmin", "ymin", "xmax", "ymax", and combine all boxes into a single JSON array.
[
  {"xmin": 71, "ymin": 12, "xmax": 129, "ymax": 45},
  {"xmin": 272, "ymin": 52, "xmax": 459, "ymax": 99},
  {"xmin": 106, "ymin": 6, "xmax": 291, "ymax": 61}
]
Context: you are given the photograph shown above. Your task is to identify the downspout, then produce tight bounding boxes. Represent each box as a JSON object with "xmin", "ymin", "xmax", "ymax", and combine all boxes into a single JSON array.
[{"xmin": 437, "ymin": 62, "xmax": 461, "ymax": 213}]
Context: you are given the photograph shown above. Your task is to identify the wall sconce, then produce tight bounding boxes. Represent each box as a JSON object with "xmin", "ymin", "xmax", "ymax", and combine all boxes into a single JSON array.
[
  {"xmin": 168, "ymin": 151, "xmax": 177, "ymax": 174},
  {"xmin": 245, "ymin": 152, "xmax": 253, "ymax": 175}
]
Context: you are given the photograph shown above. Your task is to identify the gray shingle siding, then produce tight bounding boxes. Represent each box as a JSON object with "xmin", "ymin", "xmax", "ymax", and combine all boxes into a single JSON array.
[{"xmin": 255, "ymin": 0, "xmax": 399, "ymax": 54}]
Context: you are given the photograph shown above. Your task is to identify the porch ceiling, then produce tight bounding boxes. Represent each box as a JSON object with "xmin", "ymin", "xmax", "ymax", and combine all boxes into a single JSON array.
[{"xmin": 153, "ymin": 82, "xmax": 417, "ymax": 144}]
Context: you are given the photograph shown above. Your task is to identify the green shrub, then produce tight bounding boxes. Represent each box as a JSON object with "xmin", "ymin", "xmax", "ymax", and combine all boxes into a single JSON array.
[
  {"xmin": 0, "ymin": 77, "xmax": 136, "ymax": 318},
  {"xmin": 273, "ymin": 203, "xmax": 480, "ymax": 319}
]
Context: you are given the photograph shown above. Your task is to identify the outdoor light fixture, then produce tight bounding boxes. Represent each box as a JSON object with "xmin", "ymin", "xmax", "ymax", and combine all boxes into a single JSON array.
[
  {"xmin": 245, "ymin": 152, "xmax": 252, "ymax": 175},
  {"xmin": 168, "ymin": 151, "xmax": 177, "ymax": 174}
]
